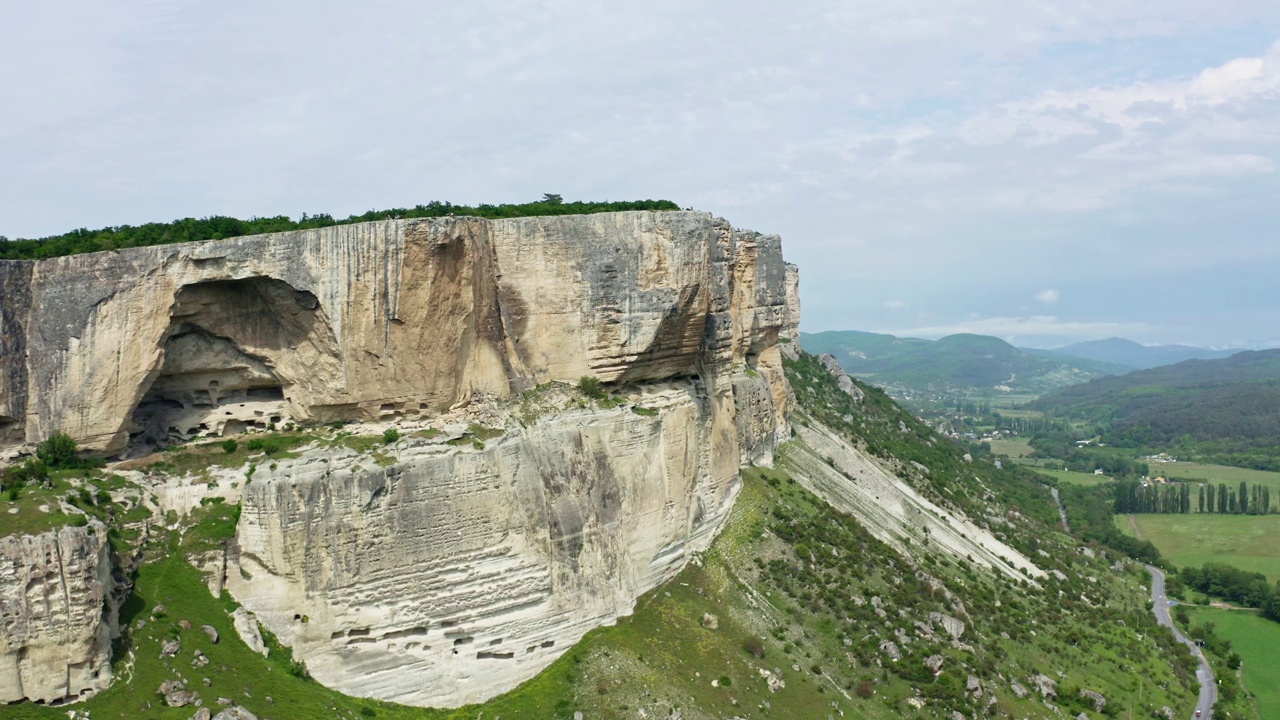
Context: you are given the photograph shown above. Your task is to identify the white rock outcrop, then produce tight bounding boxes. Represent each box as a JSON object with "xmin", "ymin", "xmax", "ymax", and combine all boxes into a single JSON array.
[
  {"xmin": 780, "ymin": 421, "xmax": 1043, "ymax": 581},
  {"xmin": 0, "ymin": 522, "xmax": 114, "ymax": 704},
  {"xmin": 226, "ymin": 377, "xmax": 789, "ymax": 706}
]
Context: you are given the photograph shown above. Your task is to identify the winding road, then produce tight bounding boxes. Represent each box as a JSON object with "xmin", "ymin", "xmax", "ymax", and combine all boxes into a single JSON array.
[
  {"xmin": 1146, "ymin": 564, "xmax": 1217, "ymax": 719},
  {"xmin": 1049, "ymin": 486, "xmax": 1070, "ymax": 533}
]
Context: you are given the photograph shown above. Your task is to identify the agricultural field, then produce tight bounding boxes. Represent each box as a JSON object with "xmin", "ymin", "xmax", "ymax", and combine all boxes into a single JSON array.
[
  {"xmin": 1033, "ymin": 467, "xmax": 1113, "ymax": 486},
  {"xmin": 988, "ymin": 436, "xmax": 1033, "ymax": 458},
  {"xmin": 1185, "ymin": 607, "xmax": 1280, "ymax": 720},
  {"xmin": 1147, "ymin": 460, "xmax": 1280, "ymax": 491},
  {"xmin": 1117, "ymin": 514, "xmax": 1280, "ymax": 582}
]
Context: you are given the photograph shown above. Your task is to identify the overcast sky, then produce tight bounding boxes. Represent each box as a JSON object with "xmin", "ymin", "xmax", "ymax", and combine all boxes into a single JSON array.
[{"xmin": 4, "ymin": 2, "xmax": 1280, "ymax": 349}]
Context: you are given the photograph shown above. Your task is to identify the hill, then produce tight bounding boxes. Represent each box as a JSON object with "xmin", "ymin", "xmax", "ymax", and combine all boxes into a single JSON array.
[
  {"xmin": 1027, "ymin": 337, "xmax": 1238, "ymax": 371},
  {"xmin": 1030, "ymin": 349, "xmax": 1280, "ymax": 469},
  {"xmin": 801, "ymin": 330, "xmax": 1120, "ymax": 395}
]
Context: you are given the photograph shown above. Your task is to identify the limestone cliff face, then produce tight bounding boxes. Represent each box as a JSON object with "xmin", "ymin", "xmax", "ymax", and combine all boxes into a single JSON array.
[
  {"xmin": 0, "ymin": 262, "xmax": 31, "ymax": 445},
  {"xmin": 0, "ymin": 522, "xmax": 114, "ymax": 704},
  {"xmin": 0, "ymin": 211, "xmax": 796, "ymax": 707},
  {"xmin": 229, "ymin": 378, "xmax": 783, "ymax": 707},
  {"xmin": 780, "ymin": 263, "xmax": 801, "ymax": 359},
  {"xmin": 211, "ymin": 212, "xmax": 796, "ymax": 707},
  {"xmin": 0, "ymin": 212, "xmax": 793, "ymax": 455}
]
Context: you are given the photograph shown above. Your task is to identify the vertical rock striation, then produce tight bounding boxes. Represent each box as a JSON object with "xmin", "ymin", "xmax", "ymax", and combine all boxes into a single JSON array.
[
  {"xmin": 0, "ymin": 522, "xmax": 114, "ymax": 704},
  {"xmin": 0, "ymin": 210, "xmax": 797, "ymax": 707},
  {"xmin": 0, "ymin": 212, "xmax": 795, "ymax": 455},
  {"xmin": 0, "ymin": 261, "xmax": 32, "ymax": 446}
]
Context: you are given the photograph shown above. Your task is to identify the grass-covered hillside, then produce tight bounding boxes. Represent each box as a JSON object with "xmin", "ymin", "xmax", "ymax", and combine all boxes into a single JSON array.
[
  {"xmin": 1030, "ymin": 349, "xmax": 1280, "ymax": 470},
  {"xmin": 1, "ymin": 354, "xmax": 1200, "ymax": 719},
  {"xmin": 802, "ymin": 330, "xmax": 1121, "ymax": 396},
  {"xmin": 0, "ymin": 197, "xmax": 680, "ymax": 260}
]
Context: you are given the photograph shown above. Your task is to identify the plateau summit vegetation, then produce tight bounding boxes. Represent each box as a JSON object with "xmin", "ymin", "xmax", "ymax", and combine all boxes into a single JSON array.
[{"xmin": 0, "ymin": 196, "xmax": 680, "ymax": 260}]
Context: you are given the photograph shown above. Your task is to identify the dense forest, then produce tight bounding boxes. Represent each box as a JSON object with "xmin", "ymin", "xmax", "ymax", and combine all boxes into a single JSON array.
[
  {"xmin": 1029, "ymin": 350, "xmax": 1280, "ymax": 470},
  {"xmin": 0, "ymin": 196, "xmax": 680, "ymax": 260}
]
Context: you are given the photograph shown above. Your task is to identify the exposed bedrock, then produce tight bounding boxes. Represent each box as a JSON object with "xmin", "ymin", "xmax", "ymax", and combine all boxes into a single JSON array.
[
  {"xmin": 0, "ymin": 211, "xmax": 797, "ymax": 454},
  {"xmin": 0, "ymin": 210, "xmax": 798, "ymax": 707},
  {"xmin": 0, "ymin": 522, "xmax": 115, "ymax": 705},
  {"xmin": 229, "ymin": 374, "xmax": 787, "ymax": 707}
]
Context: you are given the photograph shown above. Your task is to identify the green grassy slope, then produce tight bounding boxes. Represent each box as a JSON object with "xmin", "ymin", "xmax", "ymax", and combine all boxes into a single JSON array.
[
  {"xmin": 1, "ymin": 353, "xmax": 1199, "ymax": 719},
  {"xmin": 1117, "ymin": 513, "xmax": 1280, "ymax": 583},
  {"xmin": 1186, "ymin": 607, "xmax": 1279, "ymax": 720}
]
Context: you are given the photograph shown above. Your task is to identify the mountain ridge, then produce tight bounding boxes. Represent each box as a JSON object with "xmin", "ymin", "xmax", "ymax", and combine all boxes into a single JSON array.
[
  {"xmin": 1025, "ymin": 336, "xmax": 1239, "ymax": 371},
  {"xmin": 801, "ymin": 329, "xmax": 1122, "ymax": 394}
]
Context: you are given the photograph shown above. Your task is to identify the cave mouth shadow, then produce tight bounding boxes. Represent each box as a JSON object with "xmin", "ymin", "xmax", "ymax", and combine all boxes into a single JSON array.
[{"xmin": 127, "ymin": 277, "xmax": 326, "ymax": 451}]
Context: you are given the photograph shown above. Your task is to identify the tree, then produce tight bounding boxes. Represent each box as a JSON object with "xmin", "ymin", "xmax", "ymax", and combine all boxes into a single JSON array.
[
  {"xmin": 1264, "ymin": 583, "xmax": 1280, "ymax": 622},
  {"xmin": 541, "ymin": 193, "xmax": 563, "ymax": 204},
  {"xmin": 35, "ymin": 431, "xmax": 78, "ymax": 469}
]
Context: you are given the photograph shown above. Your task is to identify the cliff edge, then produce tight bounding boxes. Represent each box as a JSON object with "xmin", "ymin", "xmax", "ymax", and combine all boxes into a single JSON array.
[{"xmin": 0, "ymin": 211, "xmax": 794, "ymax": 457}]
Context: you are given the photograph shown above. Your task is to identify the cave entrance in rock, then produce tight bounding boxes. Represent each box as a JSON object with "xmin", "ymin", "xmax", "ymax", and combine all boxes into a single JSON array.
[{"xmin": 128, "ymin": 277, "xmax": 325, "ymax": 449}]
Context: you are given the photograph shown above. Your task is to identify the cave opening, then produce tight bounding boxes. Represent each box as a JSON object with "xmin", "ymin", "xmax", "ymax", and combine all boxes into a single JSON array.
[{"xmin": 127, "ymin": 277, "xmax": 324, "ymax": 451}]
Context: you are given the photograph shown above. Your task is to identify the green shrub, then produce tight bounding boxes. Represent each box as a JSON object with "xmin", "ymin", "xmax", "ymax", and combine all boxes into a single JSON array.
[
  {"xmin": 382, "ymin": 428, "xmax": 400, "ymax": 444},
  {"xmin": 577, "ymin": 376, "xmax": 608, "ymax": 400},
  {"xmin": 246, "ymin": 437, "xmax": 291, "ymax": 456},
  {"xmin": 221, "ymin": 439, "xmax": 238, "ymax": 454},
  {"xmin": 36, "ymin": 431, "xmax": 78, "ymax": 469}
]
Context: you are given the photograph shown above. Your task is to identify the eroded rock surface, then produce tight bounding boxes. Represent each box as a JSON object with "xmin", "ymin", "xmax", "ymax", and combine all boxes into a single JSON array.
[
  {"xmin": 0, "ymin": 211, "xmax": 798, "ymax": 708},
  {"xmin": 0, "ymin": 212, "xmax": 795, "ymax": 455},
  {"xmin": 0, "ymin": 522, "xmax": 114, "ymax": 704},
  {"xmin": 227, "ymin": 372, "xmax": 789, "ymax": 707}
]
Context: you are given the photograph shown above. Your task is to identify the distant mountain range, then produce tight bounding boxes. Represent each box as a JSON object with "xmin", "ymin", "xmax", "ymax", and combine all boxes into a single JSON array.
[
  {"xmin": 1023, "ymin": 337, "xmax": 1238, "ymax": 371},
  {"xmin": 800, "ymin": 330, "xmax": 1124, "ymax": 395},
  {"xmin": 801, "ymin": 330, "xmax": 1247, "ymax": 398}
]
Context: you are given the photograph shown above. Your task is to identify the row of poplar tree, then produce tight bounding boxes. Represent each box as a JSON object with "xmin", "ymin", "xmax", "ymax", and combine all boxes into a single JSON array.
[{"xmin": 1113, "ymin": 479, "xmax": 1273, "ymax": 515}]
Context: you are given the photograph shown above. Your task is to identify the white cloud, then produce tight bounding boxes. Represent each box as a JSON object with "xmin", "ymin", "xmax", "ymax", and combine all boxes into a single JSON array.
[
  {"xmin": 3, "ymin": 2, "xmax": 1280, "ymax": 346},
  {"xmin": 883, "ymin": 300, "xmax": 908, "ymax": 310},
  {"xmin": 1035, "ymin": 289, "xmax": 1060, "ymax": 304}
]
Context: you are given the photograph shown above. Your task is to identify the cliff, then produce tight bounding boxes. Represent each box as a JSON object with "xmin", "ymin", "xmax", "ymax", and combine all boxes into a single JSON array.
[
  {"xmin": 0, "ymin": 211, "xmax": 797, "ymax": 707},
  {"xmin": 0, "ymin": 522, "xmax": 114, "ymax": 705},
  {"xmin": 0, "ymin": 211, "xmax": 794, "ymax": 456},
  {"xmin": 227, "ymin": 380, "xmax": 767, "ymax": 706}
]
